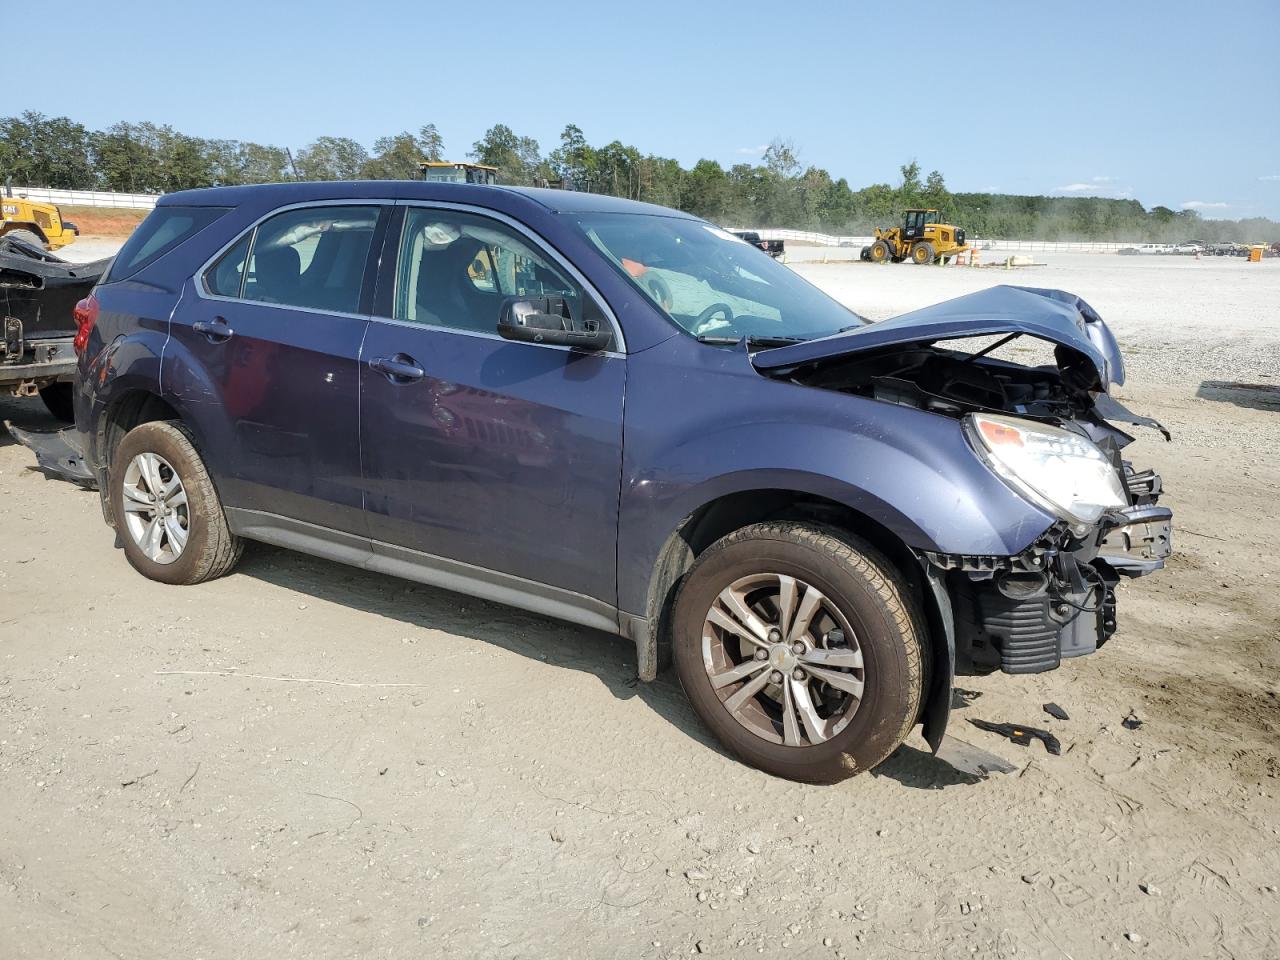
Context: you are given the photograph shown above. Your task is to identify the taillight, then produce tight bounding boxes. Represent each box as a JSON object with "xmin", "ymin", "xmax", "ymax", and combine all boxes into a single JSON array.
[{"xmin": 73, "ymin": 292, "xmax": 99, "ymax": 355}]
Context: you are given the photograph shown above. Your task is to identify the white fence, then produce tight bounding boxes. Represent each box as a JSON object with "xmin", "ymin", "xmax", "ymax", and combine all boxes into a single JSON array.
[
  {"xmin": 7, "ymin": 186, "xmax": 158, "ymax": 209},
  {"xmin": 742, "ymin": 228, "xmax": 1138, "ymax": 254}
]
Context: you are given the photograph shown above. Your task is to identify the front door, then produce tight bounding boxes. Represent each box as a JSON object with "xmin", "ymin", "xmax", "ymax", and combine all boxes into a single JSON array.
[
  {"xmin": 170, "ymin": 203, "xmax": 383, "ymax": 534},
  {"xmin": 359, "ymin": 205, "xmax": 626, "ymax": 607}
]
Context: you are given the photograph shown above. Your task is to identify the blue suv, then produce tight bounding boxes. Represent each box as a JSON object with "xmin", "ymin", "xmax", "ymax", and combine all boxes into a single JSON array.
[{"xmin": 56, "ymin": 181, "xmax": 1171, "ymax": 781}]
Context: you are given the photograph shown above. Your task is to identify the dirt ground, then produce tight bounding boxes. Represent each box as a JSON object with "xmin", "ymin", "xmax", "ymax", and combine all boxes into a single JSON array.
[
  {"xmin": 1, "ymin": 249, "xmax": 1277, "ymax": 959},
  {"xmin": 57, "ymin": 208, "xmax": 149, "ymax": 239}
]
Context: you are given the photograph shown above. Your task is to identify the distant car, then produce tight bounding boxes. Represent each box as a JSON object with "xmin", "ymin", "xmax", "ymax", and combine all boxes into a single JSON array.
[
  {"xmin": 1172, "ymin": 242, "xmax": 1203, "ymax": 255},
  {"xmin": 1207, "ymin": 241, "xmax": 1245, "ymax": 257},
  {"xmin": 729, "ymin": 230, "xmax": 785, "ymax": 258},
  {"xmin": 25, "ymin": 181, "xmax": 1173, "ymax": 782}
]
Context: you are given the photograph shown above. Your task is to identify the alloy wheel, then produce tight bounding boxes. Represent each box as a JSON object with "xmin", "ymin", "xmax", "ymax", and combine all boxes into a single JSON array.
[
  {"xmin": 120, "ymin": 452, "xmax": 190, "ymax": 564},
  {"xmin": 701, "ymin": 572, "xmax": 865, "ymax": 746}
]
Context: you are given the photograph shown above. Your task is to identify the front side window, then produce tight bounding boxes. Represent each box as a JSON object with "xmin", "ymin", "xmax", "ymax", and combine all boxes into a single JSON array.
[
  {"xmin": 393, "ymin": 208, "xmax": 588, "ymax": 334},
  {"xmin": 573, "ymin": 214, "xmax": 864, "ymax": 342},
  {"xmin": 243, "ymin": 205, "xmax": 378, "ymax": 313}
]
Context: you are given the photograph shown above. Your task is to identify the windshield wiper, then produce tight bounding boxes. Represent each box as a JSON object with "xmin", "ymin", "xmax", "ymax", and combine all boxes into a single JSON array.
[{"xmin": 695, "ymin": 334, "xmax": 810, "ymax": 346}]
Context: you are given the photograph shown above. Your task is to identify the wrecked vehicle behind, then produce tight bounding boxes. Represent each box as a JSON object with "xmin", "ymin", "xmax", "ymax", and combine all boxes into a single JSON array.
[
  {"xmin": 28, "ymin": 183, "xmax": 1171, "ymax": 782},
  {"xmin": 1, "ymin": 235, "xmax": 110, "ymax": 421}
]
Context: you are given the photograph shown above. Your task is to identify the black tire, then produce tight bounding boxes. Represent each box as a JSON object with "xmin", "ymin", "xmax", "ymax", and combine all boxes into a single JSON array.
[
  {"xmin": 912, "ymin": 242, "xmax": 935, "ymax": 265},
  {"xmin": 3, "ymin": 228, "xmax": 45, "ymax": 250},
  {"xmin": 672, "ymin": 522, "xmax": 925, "ymax": 782},
  {"xmin": 869, "ymin": 240, "xmax": 891, "ymax": 262},
  {"xmin": 38, "ymin": 382, "xmax": 75, "ymax": 422},
  {"xmin": 110, "ymin": 420, "xmax": 242, "ymax": 585}
]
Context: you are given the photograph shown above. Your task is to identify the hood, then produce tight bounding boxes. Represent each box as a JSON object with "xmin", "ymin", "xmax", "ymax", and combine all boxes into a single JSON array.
[{"xmin": 752, "ymin": 285, "xmax": 1125, "ymax": 388}]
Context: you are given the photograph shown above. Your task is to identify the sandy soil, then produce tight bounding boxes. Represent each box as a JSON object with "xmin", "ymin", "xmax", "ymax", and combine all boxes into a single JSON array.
[{"xmin": 1, "ymin": 250, "xmax": 1277, "ymax": 959}]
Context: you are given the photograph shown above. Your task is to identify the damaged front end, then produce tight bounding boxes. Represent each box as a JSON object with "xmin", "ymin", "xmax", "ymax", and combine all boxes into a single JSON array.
[{"xmin": 753, "ymin": 284, "xmax": 1172, "ymax": 715}]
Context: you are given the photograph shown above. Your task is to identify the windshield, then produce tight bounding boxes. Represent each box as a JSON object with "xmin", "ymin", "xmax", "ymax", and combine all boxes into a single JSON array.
[{"xmin": 572, "ymin": 214, "xmax": 865, "ymax": 342}]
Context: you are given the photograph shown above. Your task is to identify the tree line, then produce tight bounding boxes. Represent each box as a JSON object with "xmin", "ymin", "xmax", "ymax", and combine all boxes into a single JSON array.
[{"xmin": 2, "ymin": 111, "xmax": 1273, "ymax": 242}]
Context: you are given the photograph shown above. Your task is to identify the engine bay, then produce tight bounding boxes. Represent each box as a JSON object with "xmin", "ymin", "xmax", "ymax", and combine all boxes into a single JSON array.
[{"xmin": 775, "ymin": 339, "xmax": 1099, "ymax": 422}]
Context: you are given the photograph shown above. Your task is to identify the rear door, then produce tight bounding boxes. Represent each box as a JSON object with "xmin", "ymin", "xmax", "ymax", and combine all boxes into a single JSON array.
[
  {"xmin": 358, "ymin": 203, "xmax": 626, "ymax": 609},
  {"xmin": 168, "ymin": 202, "xmax": 386, "ymax": 535}
]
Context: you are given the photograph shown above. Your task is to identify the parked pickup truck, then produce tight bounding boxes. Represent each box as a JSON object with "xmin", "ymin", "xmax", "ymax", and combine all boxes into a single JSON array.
[
  {"xmin": 13, "ymin": 182, "xmax": 1172, "ymax": 782},
  {"xmin": 730, "ymin": 230, "xmax": 785, "ymax": 258},
  {"xmin": 0, "ymin": 236, "xmax": 110, "ymax": 421}
]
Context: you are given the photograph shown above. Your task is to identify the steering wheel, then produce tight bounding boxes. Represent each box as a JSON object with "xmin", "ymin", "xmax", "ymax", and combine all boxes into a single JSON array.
[
  {"xmin": 644, "ymin": 274, "xmax": 674, "ymax": 311},
  {"xmin": 694, "ymin": 302, "xmax": 734, "ymax": 330}
]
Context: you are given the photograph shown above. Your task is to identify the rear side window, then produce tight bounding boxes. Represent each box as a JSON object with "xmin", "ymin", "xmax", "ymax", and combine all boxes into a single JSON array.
[
  {"xmin": 107, "ymin": 205, "xmax": 229, "ymax": 281},
  {"xmin": 243, "ymin": 206, "xmax": 378, "ymax": 314}
]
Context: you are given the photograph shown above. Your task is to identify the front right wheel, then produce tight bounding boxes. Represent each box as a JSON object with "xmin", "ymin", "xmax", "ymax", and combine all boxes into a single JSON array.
[{"xmin": 673, "ymin": 522, "xmax": 924, "ymax": 782}]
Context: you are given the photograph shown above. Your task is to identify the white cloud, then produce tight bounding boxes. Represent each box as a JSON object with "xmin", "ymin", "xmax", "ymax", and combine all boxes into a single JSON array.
[
  {"xmin": 736, "ymin": 144, "xmax": 768, "ymax": 155},
  {"xmin": 1182, "ymin": 200, "xmax": 1229, "ymax": 210},
  {"xmin": 1260, "ymin": 174, "xmax": 1280, "ymax": 182},
  {"xmin": 1054, "ymin": 182, "xmax": 1132, "ymax": 198}
]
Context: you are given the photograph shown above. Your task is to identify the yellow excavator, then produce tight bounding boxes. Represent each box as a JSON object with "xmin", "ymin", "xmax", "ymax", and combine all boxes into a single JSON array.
[
  {"xmin": 1, "ymin": 187, "xmax": 79, "ymax": 251},
  {"xmin": 862, "ymin": 208, "xmax": 966, "ymax": 265}
]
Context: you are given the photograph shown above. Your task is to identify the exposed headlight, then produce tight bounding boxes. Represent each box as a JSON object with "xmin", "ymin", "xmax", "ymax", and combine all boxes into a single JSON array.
[{"xmin": 965, "ymin": 413, "xmax": 1127, "ymax": 527}]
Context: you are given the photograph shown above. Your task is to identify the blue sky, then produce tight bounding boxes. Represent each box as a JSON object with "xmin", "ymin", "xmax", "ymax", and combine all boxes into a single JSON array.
[{"xmin": 12, "ymin": 0, "xmax": 1279, "ymax": 218}]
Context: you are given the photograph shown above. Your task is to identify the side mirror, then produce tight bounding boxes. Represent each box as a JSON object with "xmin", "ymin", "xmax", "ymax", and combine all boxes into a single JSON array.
[{"xmin": 497, "ymin": 296, "xmax": 612, "ymax": 352}]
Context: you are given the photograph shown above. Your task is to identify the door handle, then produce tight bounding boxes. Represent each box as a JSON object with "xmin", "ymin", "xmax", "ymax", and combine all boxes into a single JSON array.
[
  {"xmin": 192, "ymin": 317, "xmax": 234, "ymax": 343},
  {"xmin": 370, "ymin": 353, "xmax": 425, "ymax": 384}
]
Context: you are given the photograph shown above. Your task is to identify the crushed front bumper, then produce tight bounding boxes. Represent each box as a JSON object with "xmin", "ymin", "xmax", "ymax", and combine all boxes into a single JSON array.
[{"xmin": 926, "ymin": 477, "xmax": 1173, "ymax": 677}]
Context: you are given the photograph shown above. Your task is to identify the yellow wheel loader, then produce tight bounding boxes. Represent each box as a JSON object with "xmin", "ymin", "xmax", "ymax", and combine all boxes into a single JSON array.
[
  {"xmin": 861, "ymin": 208, "xmax": 967, "ymax": 265},
  {"xmin": 1, "ymin": 187, "xmax": 79, "ymax": 251}
]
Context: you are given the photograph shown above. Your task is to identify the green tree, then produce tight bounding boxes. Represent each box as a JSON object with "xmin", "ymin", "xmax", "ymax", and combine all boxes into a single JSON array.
[
  {"xmin": 89, "ymin": 121, "xmax": 161, "ymax": 192},
  {"xmin": 897, "ymin": 160, "xmax": 922, "ymax": 207},
  {"xmin": 470, "ymin": 123, "xmax": 542, "ymax": 184},
  {"xmin": 418, "ymin": 123, "xmax": 444, "ymax": 163},
  {"xmin": 362, "ymin": 125, "xmax": 446, "ymax": 179},
  {"xmin": 762, "ymin": 138, "xmax": 801, "ymax": 179},
  {"xmin": 922, "ymin": 169, "xmax": 949, "ymax": 212},
  {"xmin": 681, "ymin": 159, "xmax": 730, "ymax": 220},
  {"xmin": 595, "ymin": 140, "xmax": 643, "ymax": 199},
  {"xmin": 239, "ymin": 142, "xmax": 292, "ymax": 183},
  {"xmin": 0, "ymin": 111, "xmax": 95, "ymax": 189},
  {"xmin": 296, "ymin": 136, "xmax": 370, "ymax": 180},
  {"xmin": 549, "ymin": 124, "xmax": 597, "ymax": 187}
]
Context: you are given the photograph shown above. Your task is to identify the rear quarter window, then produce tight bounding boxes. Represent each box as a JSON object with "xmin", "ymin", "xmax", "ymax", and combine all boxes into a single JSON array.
[{"xmin": 106, "ymin": 206, "xmax": 230, "ymax": 282}]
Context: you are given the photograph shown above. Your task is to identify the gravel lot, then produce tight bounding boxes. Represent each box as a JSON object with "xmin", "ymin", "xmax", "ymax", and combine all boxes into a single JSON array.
[{"xmin": 2, "ymin": 242, "xmax": 1278, "ymax": 959}]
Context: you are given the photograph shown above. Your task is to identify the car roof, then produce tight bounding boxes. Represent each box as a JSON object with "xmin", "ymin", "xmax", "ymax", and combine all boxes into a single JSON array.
[{"xmin": 158, "ymin": 180, "xmax": 697, "ymax": 219}]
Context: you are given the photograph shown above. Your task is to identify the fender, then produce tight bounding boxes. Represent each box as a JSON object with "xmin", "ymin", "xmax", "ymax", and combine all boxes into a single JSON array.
[
  {"xmin": 154, "ymin": 332, "xmax": 241, "ymax": 488},
  {"xmin": 82, "ymin": 333, "xmax": 168, "ymax": 464},
  {"xmin": 616, "ymin": 336, "xmax": 1055, "ymax": 617}
]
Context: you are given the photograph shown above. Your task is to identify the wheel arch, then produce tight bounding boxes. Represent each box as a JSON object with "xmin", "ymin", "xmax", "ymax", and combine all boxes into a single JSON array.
[
  {"xmin": 634, "ymin": 486, "xmax": 953, "ymax": 749},
  {"xmin": 93, "ymin": 388, "xmax": 222, "ymax": 528}
]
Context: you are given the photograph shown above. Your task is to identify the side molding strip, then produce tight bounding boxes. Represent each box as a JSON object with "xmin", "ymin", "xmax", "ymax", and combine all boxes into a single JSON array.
[{"xmin": 225, "ymin": 508, "xmax": 624, "ymax": 639}]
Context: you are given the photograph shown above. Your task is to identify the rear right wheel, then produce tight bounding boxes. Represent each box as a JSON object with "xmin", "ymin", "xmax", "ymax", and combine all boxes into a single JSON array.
[
  {"xmin": 912, "ymin": 242, "xmax": 935, "ymax": 264},
  {"xmin": 111, "ymin": 420, "xmax": 242, "ymax": 585},
  {"xmin": 672, "ymin": 522, "xmax": 925, "ymax": 782}
]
